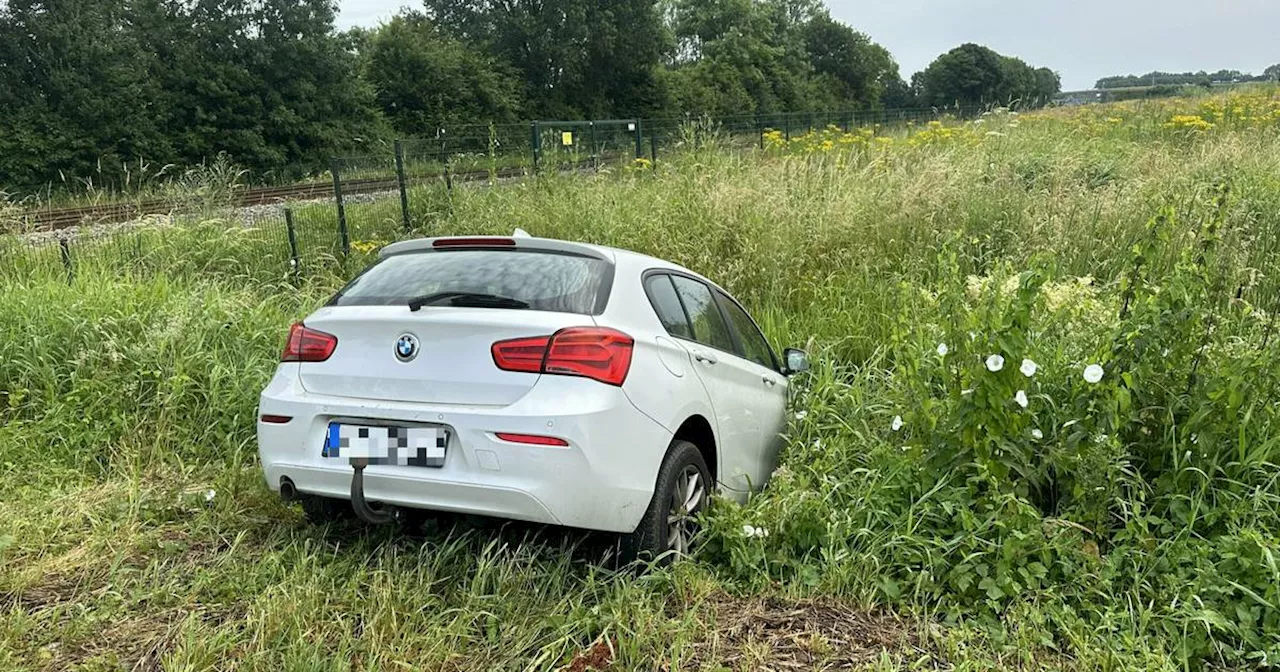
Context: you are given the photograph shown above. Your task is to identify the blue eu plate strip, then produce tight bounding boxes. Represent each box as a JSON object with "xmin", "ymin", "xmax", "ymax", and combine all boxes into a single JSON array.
[{"xmin": 324, "ymin": 422, "xmax": 340, "ymax": 457}]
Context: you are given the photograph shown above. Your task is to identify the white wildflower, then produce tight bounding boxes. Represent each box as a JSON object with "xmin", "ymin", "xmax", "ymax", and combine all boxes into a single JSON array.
[
  {"xmin": 1083, "ymin": 364, "xmax": 1104, "ymax": 384},
  {"xmin": 891, "ymin": 415, "xmax": 904, "ymax": 432},
  {"xmin": 1020, "ymin": 358, "xmax": 1038, "ymax": 378},
  {"xmin": 794, "ymin": 410, "xmax": 808, "ymax": 420},
  {"xmin": 205, "ymin": 489, "xmax": 216, "ymax": 503},
  {"xmin": 985, "ymin": 354, "xmax": 1005, "ymax": 372},
  {"xmin": 742, "ymin": 524, "xmax": 757, "ymax": 537},
  {"xmin": 1015, "ymin": 390, "xmax": 1029, "ymax": 409},
  {"xmin": 937, "ymin": 343, "xmax": 949, "ymax": 357},
  {"xmin": 1031, "ymin": 429, "xmax": 1044, "ymax": 440}
]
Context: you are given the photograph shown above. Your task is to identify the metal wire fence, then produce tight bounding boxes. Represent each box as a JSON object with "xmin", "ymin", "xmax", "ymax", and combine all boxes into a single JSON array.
[{"xmin": 1, "ymin": 103, "xmax": 992, "ymax": 285}]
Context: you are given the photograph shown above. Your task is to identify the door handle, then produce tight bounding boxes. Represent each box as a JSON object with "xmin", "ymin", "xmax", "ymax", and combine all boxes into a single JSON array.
[
  {"xmin": 762, "ymin": 376, "xmax": 777, "ymax": 386},
  {"xmin": 694, "ymin": 351, "xmax": 718, "ymax": 365}
]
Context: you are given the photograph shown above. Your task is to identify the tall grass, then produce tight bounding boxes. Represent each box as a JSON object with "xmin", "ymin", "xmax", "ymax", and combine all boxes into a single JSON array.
[{"xmin": 2, "ymin": 90, "xmax": 1280, "ymax": 669}]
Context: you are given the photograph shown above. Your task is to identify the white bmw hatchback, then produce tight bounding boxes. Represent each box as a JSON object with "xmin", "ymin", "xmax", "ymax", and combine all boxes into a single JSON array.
[{"xmin": 257, "ymin": 235, "xmax": 808, "ymax": 559}]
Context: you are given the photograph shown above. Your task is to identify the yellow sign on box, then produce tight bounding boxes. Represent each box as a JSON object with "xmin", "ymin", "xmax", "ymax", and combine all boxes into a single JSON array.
[{"xmin": 561, "ymin": 131, "xmax": 574, "ymax": 146}]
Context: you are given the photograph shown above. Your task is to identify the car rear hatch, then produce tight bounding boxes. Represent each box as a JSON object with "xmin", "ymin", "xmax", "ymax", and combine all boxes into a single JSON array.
[
  {"xmin": 295, "ymin": 237, "xmax": 614, "ymax": 407},
  {"xmin": 298, "ymin": 306, "xmax": 596, "ymax": 406}
]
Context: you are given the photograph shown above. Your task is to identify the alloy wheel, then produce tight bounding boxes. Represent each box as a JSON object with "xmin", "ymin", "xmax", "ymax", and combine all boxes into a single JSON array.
[{"xmin": 665, "ymin": 464, "xmax": 705, "ymax": 555}]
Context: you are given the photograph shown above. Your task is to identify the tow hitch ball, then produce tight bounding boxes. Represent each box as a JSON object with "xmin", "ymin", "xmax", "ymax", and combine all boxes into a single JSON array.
[{"xmin": 349, "ymin": 458, "xmax": 397, "ymax": 524}]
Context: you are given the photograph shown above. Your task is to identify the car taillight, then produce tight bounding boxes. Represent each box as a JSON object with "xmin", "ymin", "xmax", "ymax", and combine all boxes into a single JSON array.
[
  {"xmin": 281, "ymin": 322, "xmax": 337, "ymax": 362},
  {"xmin": 491, "ymin": 327, "xmax": 634, "ymax": 386},
  {"xmin": 490, "ymin": 335, "xmax": 550, "ymax": 373}
]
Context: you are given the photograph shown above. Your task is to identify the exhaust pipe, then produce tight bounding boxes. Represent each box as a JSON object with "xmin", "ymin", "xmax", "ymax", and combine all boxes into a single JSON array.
[
  {"xmin": 349, "ymin": 459, "xmax": 396, "ymax": 524},
  {"xmin": 279, "ymin": 477, "xmax": 297, "ymax": 501}
]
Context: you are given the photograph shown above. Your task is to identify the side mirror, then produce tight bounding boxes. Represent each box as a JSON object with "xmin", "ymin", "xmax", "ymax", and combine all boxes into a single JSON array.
[{"xmin": 783, "ymin": 348, "xmax": 810, "ymax": 375}]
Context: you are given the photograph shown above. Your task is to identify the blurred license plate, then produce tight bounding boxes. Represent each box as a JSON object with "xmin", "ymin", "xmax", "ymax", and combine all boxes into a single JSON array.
[{"xmin": 323, "ymin": 422, "xmax": 447, "ymax": 467}]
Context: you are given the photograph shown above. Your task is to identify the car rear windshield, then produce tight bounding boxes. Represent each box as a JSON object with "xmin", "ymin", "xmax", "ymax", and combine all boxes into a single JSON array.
[{"xmin": 329, "ymin": 249, "xmax": 612, "ymax": 315}]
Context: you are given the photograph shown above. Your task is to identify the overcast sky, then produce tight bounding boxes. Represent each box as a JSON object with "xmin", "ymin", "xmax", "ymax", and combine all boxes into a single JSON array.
[{"xmin": 337, "ymin": 0, "xmax": 1280, "ymax": 91}]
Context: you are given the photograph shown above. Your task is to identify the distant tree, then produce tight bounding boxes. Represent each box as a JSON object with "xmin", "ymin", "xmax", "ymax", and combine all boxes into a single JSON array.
[
  {"xmin": 1095, "ymin": 69, "xmax": 1259, "ymax": 89},
  {"xmin": 0, "ymin": 0, "xmax": 382, "ymax": 188},
  {"xmin": 363, "ymin": 13, "xmax": 520, "ymax": 135},
  {"xmin": 803, "ymin": 12, "xmax": 899, "ymax": 110},
  {"xmin": 662, "ymin": 0, "xmax": 898, "ymax": 116},
  {"xmin": 1265, "ymin": 64, "xmax": 1280, "ymax": 81},
  {"xmin": 880, "ymin": 75, "xmax": 917, "ymax": 110},
  {"xmin": 1033, "ymin": 68, "xmax": 1062, "ymax": 102},
  {"xmin": 914, "ymin": 43, "xmax": 1058, "ymax": 108},
  {"xmin": 997, "ymin": 55, "xmax": 1038, "ymax": 103},
  {"xmin": 914, "ymin": 43, "xmax": 1005, "ymax": 108},
  {"xmin": 424, "ymin": 0, "xmax": 669, "ymax": 118},
  {"xmin": 664, "ymin": 0, "xmax": 808, "ymax": 116},
  {"xmin": 0, "ymin": 0, "xmax": 171, "ymax": 189},
  {"xmin": 142, "ymin": 0, "xmax": 382, "ymax": 178}
]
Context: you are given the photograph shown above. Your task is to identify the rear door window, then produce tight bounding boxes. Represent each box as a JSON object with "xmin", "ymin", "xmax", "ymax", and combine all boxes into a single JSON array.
[
  {"xmin": 644, "ymin": 274, "xmax": 693, "ymax": 339},
  {"xmin": 330, "ymin": 250, "xmax": 611, "ymax": 315},
  {"xmin": 670, "ymin": 276, "xmax": 736, "ymax": 353}
]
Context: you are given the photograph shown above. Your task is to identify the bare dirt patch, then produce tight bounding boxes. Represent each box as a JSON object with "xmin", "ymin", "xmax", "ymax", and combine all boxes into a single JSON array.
[
  {"xmin": 686, "ymin": 593, "xmax": 928, "ymax": 671},
  {"xmin": 565, "ymin": 637, "xmax": 616, "ymax": 671}
]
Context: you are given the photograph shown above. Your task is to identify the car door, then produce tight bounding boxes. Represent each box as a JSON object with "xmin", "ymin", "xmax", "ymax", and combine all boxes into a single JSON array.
[
  {"xmin": 667, "ymin": 275, "xmax": 763, "ymax": 494},
  {"xmin": 713, "ymin": 289, "xmax": 789, "ymax": 489}
]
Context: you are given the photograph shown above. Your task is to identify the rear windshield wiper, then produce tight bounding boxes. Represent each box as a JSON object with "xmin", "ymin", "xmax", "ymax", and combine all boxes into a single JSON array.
[{"xmin": 407, "ymin": 291, "xmax": 530, "ymax": 312}]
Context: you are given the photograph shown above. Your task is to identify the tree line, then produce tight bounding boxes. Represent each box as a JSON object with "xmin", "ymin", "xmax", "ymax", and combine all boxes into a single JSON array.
[
  {"xmin": 0, "ymin": 0, "xmax": 1061, "ymax": 191},
  {"xmin": 1096, "ymin": 66, "xmax": 1280, "ymax": 90}
]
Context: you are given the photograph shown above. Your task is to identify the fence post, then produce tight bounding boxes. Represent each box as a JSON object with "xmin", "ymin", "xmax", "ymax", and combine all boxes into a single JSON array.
[
  {"xmin": 589, "ymin": 121, "xmax": 598, "ymax": 169},
  {"xmin": 649, "ymin": 132, "xmax": 657, "ymax": 166},
  {"xmin": 633, "ymin": 119, "xmax": 643, "ymax": 159},
  {"xmin": 394, "ymin": 140, "xmax": 411, "ymax": 233},
  {"xmin": 784, "ymin": 115, "xmax": 791, "ymax": 142},
  {"xmin": 530, "ymin": 122, "xmax": 540, "ymax": 173},
  {"xmin": 284, "ymin": 207, "xmax": 301, "ymax": 279},
  {"xmin": 59, "ymin": 237, "xmax": 73, "ymax": 283},
  {"xmin": 442, "ymin": 128, "xmax": 454, "ymax": 193},
  {"xmin": 330, "ymin": 159, "xmax": 350, "ymax": 258}
]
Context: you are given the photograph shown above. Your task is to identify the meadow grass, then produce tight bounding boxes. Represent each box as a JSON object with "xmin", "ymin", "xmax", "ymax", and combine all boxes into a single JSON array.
[{"xmin": 2, "ymin": 90, "xmax": 1280, "ymax": 670}]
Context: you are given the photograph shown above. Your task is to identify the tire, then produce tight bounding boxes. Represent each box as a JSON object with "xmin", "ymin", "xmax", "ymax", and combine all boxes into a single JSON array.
[
  {"xmin": 619, "ymin": 439, "xmax": 712, "ymax": 565},
  {"xmin": 299, "ymin": 494, "xmax": 352, "ymax": 525}
]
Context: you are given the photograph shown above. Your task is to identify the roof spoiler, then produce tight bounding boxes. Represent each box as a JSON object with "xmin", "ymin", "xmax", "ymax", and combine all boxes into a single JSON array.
[{"xmin": 379, "ymin": 235, "xmax": 612, "ymax": 262}]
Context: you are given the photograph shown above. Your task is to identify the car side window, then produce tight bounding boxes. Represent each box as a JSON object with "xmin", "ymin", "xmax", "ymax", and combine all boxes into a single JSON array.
[
  {"xmin": 716, "ymin": 290, "xmax": 777, "ymax": 370},
  {"xmin": 643, "ymin": 274, "xmax": 693, "ymax": 339},
  {"xmin": 670, "ymin": 276, "xmax": 736, "ymax": 353}
]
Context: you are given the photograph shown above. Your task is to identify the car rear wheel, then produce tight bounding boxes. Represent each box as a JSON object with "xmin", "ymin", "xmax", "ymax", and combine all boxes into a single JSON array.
[{"xmin": 619, "ymin": 439, "xmax": 711, "ymax": 564}]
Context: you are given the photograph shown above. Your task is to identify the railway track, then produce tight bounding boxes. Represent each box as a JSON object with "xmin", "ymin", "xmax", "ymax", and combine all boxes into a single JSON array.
[
  {"xmin": 18, "ymin": 158, "xmax": 607, "ymax": 233},
  {"xmin": 23, "ymin": 177, "xmax": 402, "ymax": 232}
]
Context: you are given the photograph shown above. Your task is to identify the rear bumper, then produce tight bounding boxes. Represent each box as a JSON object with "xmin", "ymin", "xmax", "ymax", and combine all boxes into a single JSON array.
[{"xmin": 256, "ymin": 366, "xmax": 670, "ymax": 533}]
